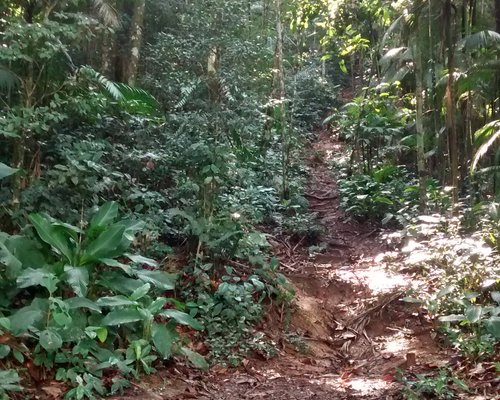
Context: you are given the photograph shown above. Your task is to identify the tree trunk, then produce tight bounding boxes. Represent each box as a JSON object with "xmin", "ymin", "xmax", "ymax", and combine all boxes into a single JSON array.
[
  {"xmin": 207, "ymin": 46, "xmax": 221, "ymax": 103},
  {"xmin": 415, "ymin": 16, "xmax": 427, "ymax": 211},
  {"xmin": 101, "ymin": 31, "xmax": 116, "ymax": 79},
  {"xmin": 275, "ymin": 0, "xmax": 288, "ymax": 199},
  {"xmin": 126, "ymin": 0, "xmax": 146, "ymax": 85},
  {"xmin": 444, "ymin": 0, "xmax": 459, "ymax": 207}
]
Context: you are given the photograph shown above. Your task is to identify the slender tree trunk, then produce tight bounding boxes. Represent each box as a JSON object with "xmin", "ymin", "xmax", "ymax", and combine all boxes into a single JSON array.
[
  {"xmin": 12, "ymin": 61, "xmax": 34, "ymax": 208},
  {"xmin": 275, "ymin": 0, "xmax": 288, "ymax": 199},
  {"xmin": 126, "ymin": 0, "xmax": 146, "ymax": 85},
  {"xmin": 495, "ymin": 0, "xmax": 500, "ymax": 120},
  {"xmin": 101, "ymin": 32, "xmax": 116, "ymax": 79},
  {"xmin": 444, "ymin": 0, "xmax": 459, "ymax": 207},
  {"xmin": 207, "ymin": 46, "xmax": 221, "ymax": 103},
  {"xmin": 415, "ymin": 16, "xmax": 427, "ymax": 211}
]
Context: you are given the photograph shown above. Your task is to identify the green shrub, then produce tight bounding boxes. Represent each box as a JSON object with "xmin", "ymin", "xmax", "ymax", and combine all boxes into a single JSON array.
[{"xmin": 0, "ymin": 202, "xmax": 206, "ymax": 398}]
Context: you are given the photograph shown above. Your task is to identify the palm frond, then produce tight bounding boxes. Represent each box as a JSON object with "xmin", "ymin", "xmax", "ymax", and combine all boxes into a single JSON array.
[
  {"xmin": 114, "ymin": 82, "xmax": 160, "ymax": 113},
  {"xmin": 381, "ymin": 15, "xmax": 405, "ymax": 52},
  {"xmin": 474, "ymin": 165, "xmax": 500, "ymax": 175},
  {"xmin": 0, "ymin": 162, "xmax": 18, "ymax": 180},
  {"xmin": 81, "ymin": 66, "xmax": 124, "ymax": 100},
  {"xmin": 92, "ymin": 0, "xmax": 120, "ymax": 28},
  {"xmin": 0, "ymin": 65, "xmax": 20, "ymax": 91},
  {"xmin": 79, "ymin": 66, "xmax": 159, "ymax": 114},
  {"xmin": 380, "ymin": 47, "xmax": 408, "ymax": 68},
  {"xmin": 174, "ymin": 78, "xmax": 202, "ymax": 109},
  {"xmin": 459, "ymin": 30, "xmax": 500, "ymax": 52},
  {"xmin": 472, "ymin": 120, "xmax": 500, "ymax": 173}
]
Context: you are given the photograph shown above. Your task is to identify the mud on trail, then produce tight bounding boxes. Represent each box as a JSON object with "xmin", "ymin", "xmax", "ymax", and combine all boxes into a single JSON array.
[{"xmin": 120, "ymin": 131, "xmax": 448, "ymax": 400}]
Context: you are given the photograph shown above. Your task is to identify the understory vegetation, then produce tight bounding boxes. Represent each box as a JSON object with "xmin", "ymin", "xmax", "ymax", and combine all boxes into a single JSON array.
[
  {"xmin": 319, "ymin": 0, "xmax": 500, "ymax": 397},
  {"xmin": 1, "ymin": 0, "xmax": 499, "ymax": 399},
  {"xmin": 0, "ymin": 0, "xmax": 335, "ymax": 398}
]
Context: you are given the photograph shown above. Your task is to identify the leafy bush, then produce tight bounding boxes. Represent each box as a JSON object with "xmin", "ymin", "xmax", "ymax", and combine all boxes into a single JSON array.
[
  {"xmin": 339, "ymin": 164, "xmax": 451, "ymax": 225},
  {"xmin": 339, "ymin": 165, "xmax": 416, "ymax": 222},
  {"xmin": 0, "ymin": 202, "xmax": 206, "ymax": 398},
  {"xmin": 399, "ymin": 368, "xmax": 469, "ymax": 400},
  {"xmin": 399, "ymin": 217, "xmax": 500, "ymax": 360},
  {"xmin": 333, "ymin": 82, "xmax": 414, "ymax": 170}
]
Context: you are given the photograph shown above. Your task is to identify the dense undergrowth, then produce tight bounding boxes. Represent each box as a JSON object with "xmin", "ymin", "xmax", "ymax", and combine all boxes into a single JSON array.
[
  {"xmin": 2, "ymin": 0, "xmax": 500, "ymax": 399},
  {"xmin": 331, "ymin": 80, "xmax": 499, "ymax": 398},
  {"xmin": 0, "ymin": 1, "xmax": 339, "ymax": 397}
]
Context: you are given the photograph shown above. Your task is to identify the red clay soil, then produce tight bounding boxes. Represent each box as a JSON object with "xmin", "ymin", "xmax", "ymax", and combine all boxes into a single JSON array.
[{"xmin": 116, "ymin": 130, "xmax": 454, "ymax": 400}]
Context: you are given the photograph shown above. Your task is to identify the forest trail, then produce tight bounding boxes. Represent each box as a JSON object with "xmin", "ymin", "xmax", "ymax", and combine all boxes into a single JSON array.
[{"xmin": 122, "ymin": 130, "xmax": 448, "ymax": 400}]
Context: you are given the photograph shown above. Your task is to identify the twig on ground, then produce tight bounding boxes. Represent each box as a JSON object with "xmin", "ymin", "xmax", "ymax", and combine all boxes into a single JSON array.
[{"xmin": 292, "ymin": 235, "xmax": 306, "ymax": 252}]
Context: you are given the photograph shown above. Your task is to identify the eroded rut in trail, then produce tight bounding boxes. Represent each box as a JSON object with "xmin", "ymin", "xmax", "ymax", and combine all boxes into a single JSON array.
[{"xmin": 119, "ymin": 131, "xmax": 448, "ymax": 400}]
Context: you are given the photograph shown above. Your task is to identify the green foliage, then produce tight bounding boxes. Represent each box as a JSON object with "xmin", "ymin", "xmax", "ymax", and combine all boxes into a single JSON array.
[
  {"xmin": 399, "ymin": 217, "xmax": 500, "ymax": 360},
  {"xmin": 193, "ymin": 269, "xmax": 282, "ymax": 366},
  {"xmin": 336, "ymin": 83, "xmax": 414, "ymax": 170},
  {"xmin": 0, "ymin": 203, "xmax": 205, "ymax": 398},
  {"xmin": 0, "ymin": 370, "xmax": 23, "ymax": 399},
  {"xmin": 0, "ymin": 163, "xmax": 18, "ymax": 180},
  {"xmin": 338, "ymin": 164, "xmax": 448, "ymax": 224},
  {"xmin": 399, "ymin": 368, "xmax": 469, "ymax": 400}
]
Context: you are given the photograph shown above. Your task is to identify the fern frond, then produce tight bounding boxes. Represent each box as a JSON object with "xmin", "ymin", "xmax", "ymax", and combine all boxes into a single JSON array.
[
  {"xmin": 472, "ymin": 120, "xmax": 500, "ymax": 173},
  {"xmin": 380, "ymin": 47, "xmax": 408, "ymax": 69},
  {"xmin": 92, "ymin": 0, "xmax": 120, "ymax": 28},
  {"xmin": 174, "ymin": 78, "xmax": 202, "ymax": 110},
  {"xmin": 460, "ymin": 30, "xmax": 500, "ymax": 52},
  {"xmin": 79, "ymin": 66, "xmax": 159, "ymax": 114}
]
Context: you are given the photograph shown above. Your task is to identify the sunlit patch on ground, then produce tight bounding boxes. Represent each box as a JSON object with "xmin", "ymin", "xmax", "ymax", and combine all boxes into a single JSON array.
[
  {"xmin": 381, "ymin": 333, "xmax": 411, "ymax": 354},
  {"xmin": 335, "ymin": 264, "xmax": 408, "ymax": 295},
  {"xmin": 309, "ymin": 375, "xmax": 395, "ymax": 395}
]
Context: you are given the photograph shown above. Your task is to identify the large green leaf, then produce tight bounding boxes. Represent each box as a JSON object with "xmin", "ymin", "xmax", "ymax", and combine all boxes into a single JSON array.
[
  {"xmin": 152, "ymin": 323, "xmax": 178, "ymax": 359},
  {"xmin": 17, "ymin": 268, "xmax": 59, "ymax": 294},
  {"xmin": 125, "ymin": 253, "xmax": 158, "ymax": 267},
  {"xmin": 136, "ymin": 270, "xmax": 177, "ymax": 290},
  {"xmin": 101, "ymin": 309, "xmax": 144, "ymax": 326},
  {"xmin": 29, "ymin": 214, "xmax": 74, "ymax": 263},
  {"xmin": 97, "ymin": 296, "xmax": 138, "ymax": 307},
  {"xmin": 159, "ymin": 309, "xmax": 203, "ymax": 330},
  {"xmin": 99, "ymin": 258, "xmax": 134, "ymax": 275},
  {"xmin": 39, "ymin": 329, "xmax": 63, "ymax": 351},
  {"xmin": 83, "ymin": 225, "xmax": 125, "ymax": 261},
  {"xmin": 0, "ymin": 242, "xmax": 22, "ymax": 279},
  {"xmin": 465, "ymin": 305, "xmax": 482, "ymax": 323},
  {"xmin": 180, "ymin": 347, "xmax": 208, "ymax": 370},
  {"xmin": 65, "ymin": 297, "xmax": 101, "ymax": 313},
  {"xmin": 4, "ymin": 236, "xmax": 45, "ymax": 269},
  {"xmin": 0, "ymin": 162, "xmax": 18, "ymax": 179},
  {"xmin": 98, "ymin": 272, "xmax": 143, "ymax": 295},
  {"xmin": 486, "ymin": 316, "xmax": 500, "ymax": 338},
  {"xmin": 64, "ymin": 266, "xmax": 89, "ymax": 297},
  {"xmin": 90, "ymin": 202, "xmax": 119, "ymax": 229},
  {"xmin": 130, "ymin": 283, "xmax": 151, "ymax": 301},
  {"xmin": 9, "ymin": 305, "xmax": 46, "ymax": 335}
]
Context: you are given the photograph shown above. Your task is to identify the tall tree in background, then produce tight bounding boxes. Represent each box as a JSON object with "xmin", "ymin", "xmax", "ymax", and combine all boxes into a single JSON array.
[
  {"xmin": 414, "ymin": 10, "xmax": 427, "ymax": 210},
  {"xmin": 444, "ymin": 0, "xmax": 459, "ymax": 206},
  {"xmin": 126, "ymin": 0, "xmax": 146, "ymax": 84}
]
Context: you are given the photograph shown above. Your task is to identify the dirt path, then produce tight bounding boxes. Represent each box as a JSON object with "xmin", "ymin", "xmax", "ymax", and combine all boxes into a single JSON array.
[
  {"xmin": 200, "ymin": 131, "xmax": 448, "ymax": 400},
  {"xmin": 120, "ymin": 131, "xmax": 447, "ymax": 400}
]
